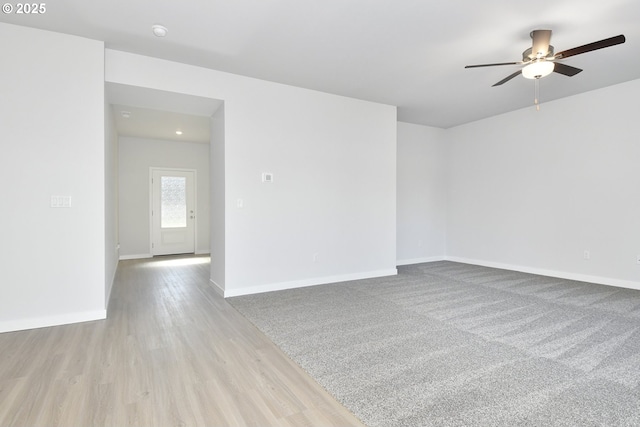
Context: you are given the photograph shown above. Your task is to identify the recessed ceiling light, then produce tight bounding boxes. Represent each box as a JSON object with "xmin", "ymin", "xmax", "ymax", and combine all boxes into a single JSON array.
[
  {"xmin": 121, "ymin": 111, "xmax": 131, "ymax": 119},
  {"xmin": 175, "ymin": 130, "xmax": 183, "ymax": 135},
  {"xmin": 152, "ymin": 24, "xmax": 168, "ymax": 37}
]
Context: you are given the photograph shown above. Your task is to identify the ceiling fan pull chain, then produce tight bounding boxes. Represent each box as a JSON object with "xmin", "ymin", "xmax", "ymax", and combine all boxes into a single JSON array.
[{"xmin": 534, "ymin": 78, "xmax": 540, "ymax": 111}]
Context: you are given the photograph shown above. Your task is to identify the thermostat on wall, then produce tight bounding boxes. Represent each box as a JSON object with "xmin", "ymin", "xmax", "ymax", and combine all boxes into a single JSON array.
[{"xmin": 262, "ymin": 172, "xmax": 274, "ymax": 183}]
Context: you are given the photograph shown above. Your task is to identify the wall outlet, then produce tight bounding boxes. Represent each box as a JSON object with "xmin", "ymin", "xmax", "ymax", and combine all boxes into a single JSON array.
[
  {"xmin": 583, "ymin": 250, "xmax": 590, "ymax": 260},
  {"xmin": 313, "ymin": 253, "xmax": 319, "ymax": 263}
]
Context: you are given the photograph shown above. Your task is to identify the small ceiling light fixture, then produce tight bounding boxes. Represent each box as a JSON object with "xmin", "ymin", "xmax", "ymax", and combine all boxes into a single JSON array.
[
  {"xmin": 152, "ymin": 24, "xmax": 168, "ymax": 37},
  {"xmin": 522, "ymin": 60, "xmax": 555, "ymax": 80},
  {"xmin": 121, "ymin": 111, "xmax": 131, "ymax": 119},
  {"xmin": 175, "ymin": 130, "xmax": 183, "ymax": 135}
]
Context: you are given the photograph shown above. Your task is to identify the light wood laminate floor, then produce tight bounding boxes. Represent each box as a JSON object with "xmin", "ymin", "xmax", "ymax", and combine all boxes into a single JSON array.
[{"xmin": 0, "ymin": 255, "xmax": 364, "ymax": 427}]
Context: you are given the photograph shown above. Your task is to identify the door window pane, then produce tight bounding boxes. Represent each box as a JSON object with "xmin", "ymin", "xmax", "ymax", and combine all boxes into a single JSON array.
[{"xmin": 161, "ymin": 176, "xmax": 187, "ymax": 228}]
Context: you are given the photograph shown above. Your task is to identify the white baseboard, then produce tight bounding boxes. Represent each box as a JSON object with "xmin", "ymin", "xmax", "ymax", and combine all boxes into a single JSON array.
[
  {"xmin": 224, "ymin": 268, "xmax": 398, "ymax": 298},
  {"xmin": 0, "ymin": 310, "xmax": 107, "ymax": 334},
  {"xmin": 209, "ymin": 279, "xmax": 225, "ymax": 297},
  {"xmin": 120, "ymin": 253, "xmax": 209, "ymax": 260},
  {"xmin": 119, "ymin": 254, "xmax": 152, "ymax": 260},
  {"xmin": 396, "ymin": 256, "xmax": 446, "ymax": 266},
  {"xmin": 445, "ymin": 256, "xmax": 640, "ymax": 292}
]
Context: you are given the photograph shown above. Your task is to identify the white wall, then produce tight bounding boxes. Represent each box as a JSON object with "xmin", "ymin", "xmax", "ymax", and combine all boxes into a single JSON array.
[
  {"xmin": 446, "ymin": 79, "xmax": 640, "ymax": 288},
  {"xmin": 396, "ymin": 122, "xmax": 447, "ymax": 264},
  {"xmin": 105, "ymin": 104, "xmax": 119, "ymax": 304},
  {"xmin": 118, "ymin": 136, "xmax": 210, "ymax": 258},
  {"xmin": 0, "ymin": 23, "xmax": 106, "ymax": 332},
  {"xmin": 210, "ymin": 106, "xmax": 226, "ymax": 292},
  {"xmin": 106, "ymin": 49, "xmax": 398, "ymax": 297}
]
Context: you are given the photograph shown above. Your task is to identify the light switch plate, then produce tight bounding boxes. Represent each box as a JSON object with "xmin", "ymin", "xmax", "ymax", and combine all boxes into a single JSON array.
[{"xmin": 51, "ymin": 195, "xmax": 72, "ymax": 208}]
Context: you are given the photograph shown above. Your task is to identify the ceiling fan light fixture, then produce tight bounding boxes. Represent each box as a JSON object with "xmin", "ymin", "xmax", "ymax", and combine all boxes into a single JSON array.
[{"xmin": 522, "ymin": 61, "xmax": 554, "ymax": 80}]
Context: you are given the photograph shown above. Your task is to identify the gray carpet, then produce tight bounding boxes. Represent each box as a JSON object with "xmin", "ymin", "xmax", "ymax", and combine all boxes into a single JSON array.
[{"xmin": 228, "ymin": 261, "xmax": 640, "ymax": 426}]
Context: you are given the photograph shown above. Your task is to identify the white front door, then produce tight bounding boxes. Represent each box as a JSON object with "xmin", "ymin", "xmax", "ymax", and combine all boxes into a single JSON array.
[{"xmin": 151, "ymin": 169, "xmax": 196, "ymax": 256}]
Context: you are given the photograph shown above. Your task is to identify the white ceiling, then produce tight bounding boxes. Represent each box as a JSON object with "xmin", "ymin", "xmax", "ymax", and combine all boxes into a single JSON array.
[
  {"xmin": 107, "ymin": 83, "xmax": 221, "ymax": 143},
  {"xmin": 3, "ymin": 0, "xmax": 640, "ymax": 128},
  {"xmin": 112, "ymin": 105, "xmax": 212, "ymax": 144}
]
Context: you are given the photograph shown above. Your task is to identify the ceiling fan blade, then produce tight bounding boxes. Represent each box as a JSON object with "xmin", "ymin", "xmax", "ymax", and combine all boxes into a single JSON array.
[
  {"xmin": 531, "ymin": 29, "xmax": 552, "ymax": 58},
  {"xmin": 555, "ymin": 34, "xmax": 625, "ymax": 59},
  {"xmin": 553, "ymin": 62, "xmax": 582, "ymax": 77},
  {"xmin": 465, "ymin": 62, "xmax": 521, "ymax": 69},
  {"xmin": 492, "ymin": 70, "xmax": 522, "ymax": 87}
]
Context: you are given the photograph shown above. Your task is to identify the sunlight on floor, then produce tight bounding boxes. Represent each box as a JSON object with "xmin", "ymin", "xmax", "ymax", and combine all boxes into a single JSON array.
[{"xmin": 144, "ymin": 256, "xmax": 210, "ymax": 268}]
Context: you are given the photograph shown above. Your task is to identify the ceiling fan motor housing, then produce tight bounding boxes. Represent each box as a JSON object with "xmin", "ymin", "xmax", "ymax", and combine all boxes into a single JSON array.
[{"xmin": 523, "ymin": 45, "xmax": 554, "ymax": 61}]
